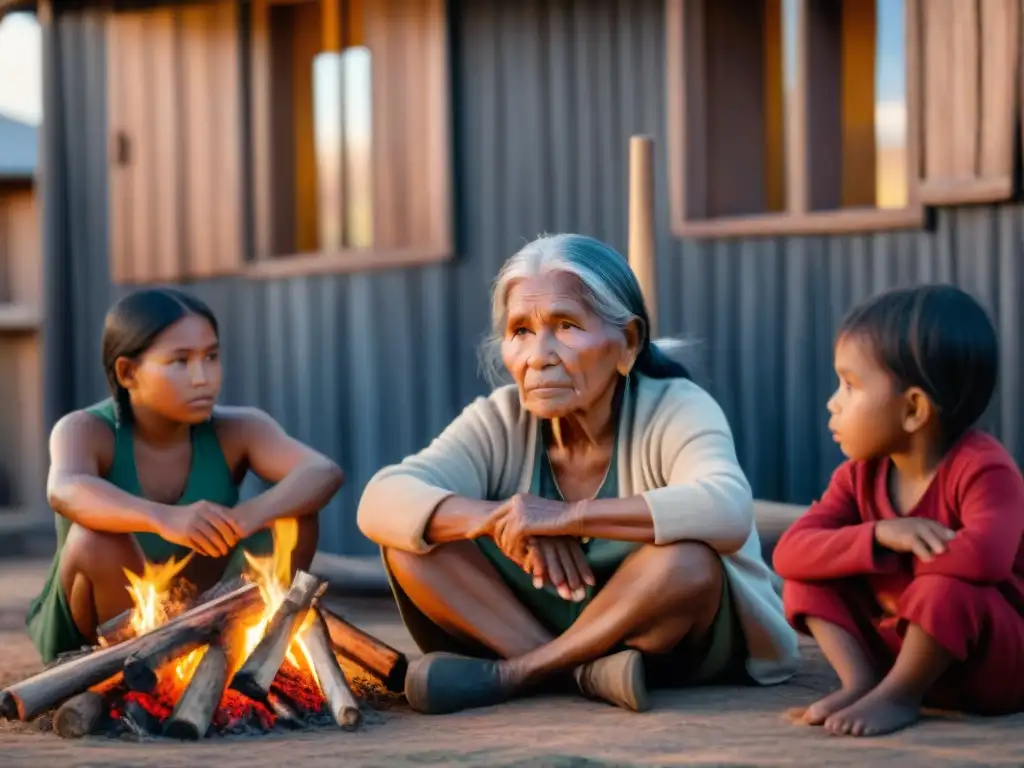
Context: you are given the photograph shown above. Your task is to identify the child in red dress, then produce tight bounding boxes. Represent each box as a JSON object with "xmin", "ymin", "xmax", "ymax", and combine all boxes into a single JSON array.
[{"xmin": 774, "ymin": 284, "xmax": 1024, "ymax": 737}]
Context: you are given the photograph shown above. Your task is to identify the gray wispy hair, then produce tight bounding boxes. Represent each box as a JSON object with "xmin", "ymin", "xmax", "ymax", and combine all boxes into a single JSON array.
[{"xmin": 478, "ymin": 233, "xmax": 693, "ymax": 387}]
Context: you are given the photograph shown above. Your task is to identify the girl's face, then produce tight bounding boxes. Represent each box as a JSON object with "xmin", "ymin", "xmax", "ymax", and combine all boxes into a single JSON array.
[
  {"xmin": 827, "ymin": 334, "xmax": 908, "ymax": 461},
  {"xmin": 116, "ymin": 314, "xmax": 222, "ymax": 424},
  {"xmin": 500, "ymin": 272, "xmax": 638, "ymax": 420}
]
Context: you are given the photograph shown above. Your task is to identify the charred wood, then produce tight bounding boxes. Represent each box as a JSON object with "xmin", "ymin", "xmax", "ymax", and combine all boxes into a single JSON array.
[
  {"xmin": 230, "ymin": 570, "xmax": 322, "ymax": 701},
  {"xmin": 319, "ymin": 605, "xmax": 408, "ymax": 693}
]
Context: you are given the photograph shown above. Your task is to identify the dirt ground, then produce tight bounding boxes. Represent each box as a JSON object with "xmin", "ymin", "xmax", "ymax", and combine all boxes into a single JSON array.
[{"xmin": 0, "ymin": 559, "xmax": 1021, "ymax": 767}]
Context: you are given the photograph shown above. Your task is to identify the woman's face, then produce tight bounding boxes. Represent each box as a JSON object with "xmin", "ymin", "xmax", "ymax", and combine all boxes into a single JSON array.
[
  {"xmin": 501, "ymin": 272, "xmax": 638, "ymax": 420},
  {"xmin": 116, "ymin": 314, "xmax": 223, "ymax": 424}
]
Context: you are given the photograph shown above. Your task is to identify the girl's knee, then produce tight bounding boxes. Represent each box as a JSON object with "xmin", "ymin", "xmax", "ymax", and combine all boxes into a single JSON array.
[{"xmin": 60, "ymin": 525, "xmax": 143, "ymax": 586}]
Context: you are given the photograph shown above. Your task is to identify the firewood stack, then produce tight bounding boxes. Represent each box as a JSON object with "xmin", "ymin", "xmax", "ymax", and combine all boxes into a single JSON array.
[{"xmin": 0, "ymin": 570, "xmax": 408, "ymax": 740}]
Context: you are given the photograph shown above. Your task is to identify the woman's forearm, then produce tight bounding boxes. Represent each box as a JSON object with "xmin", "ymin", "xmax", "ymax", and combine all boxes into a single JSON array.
[
  {"xmin": 425, "ymin": 496, "xmax": 501, "ymax": 545},
  {"xmin": 235, "ymin": 457, "xmax": 344, "ymax": 531},
  {"xmin": 571, "ymin": 495, "xmax": 657, "ymax": 543},
  {"xmin": 47, "ymin": 473, "xmax": 166, "ymax": 534}
]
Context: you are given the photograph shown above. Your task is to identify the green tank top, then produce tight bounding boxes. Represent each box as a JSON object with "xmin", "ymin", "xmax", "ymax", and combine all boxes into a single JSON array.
[
  {"xmin": 54, "ymin": 398, "xmax": 241, "ymax": 564},
  {"xmin": 26, "ymin": 398, "xmax": 247, "ymax": 663}
]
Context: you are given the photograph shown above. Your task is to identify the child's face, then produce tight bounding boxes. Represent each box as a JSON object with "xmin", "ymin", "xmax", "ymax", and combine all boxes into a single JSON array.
[
  {"xmin": 827, "ymin": 334, "xmax": 907, "ymax": 461},
  {"xmin": 117, "ymin": 314, "xmax": 223, "ymax": 424}
]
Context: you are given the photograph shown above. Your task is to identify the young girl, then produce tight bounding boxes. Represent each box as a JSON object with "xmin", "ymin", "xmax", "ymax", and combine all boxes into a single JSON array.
[
  {"xmin": 26, "ymin": 287, "xmax": 344, "ymax": 663},
  {"xmin": 774, "ymin": 284, "xmax": 1024, "ymax": 737}
]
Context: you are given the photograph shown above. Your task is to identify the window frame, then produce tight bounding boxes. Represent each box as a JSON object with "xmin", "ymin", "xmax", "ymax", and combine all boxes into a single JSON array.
[
  {"xmin": 666, "ymin": 0, "xmax": 925, "ymax": 239},
  {"xmin": 243, "ymin": 0, "xmax": 453, "ymax": 278}
]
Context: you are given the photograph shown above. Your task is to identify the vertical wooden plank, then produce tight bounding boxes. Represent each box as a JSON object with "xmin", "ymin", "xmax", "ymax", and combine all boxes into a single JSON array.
[
  {"xmin": 979, "ymin": 0, "xmax": 1018, "ymax": 178},
  {"xmin": 367, "ymin": 0, "xmax": 399, "ymax": 248},
  {"xmin": 119, "ymin": 14, "xmax": 153, "ymax": 282},
  {"xmin": 787, "ymin": 0, "xmax": 808, "ymax": 215},
  {"xmin": 0, "ymin": 199, "xmax": 9, "ymax": 303},
  {"xmin": 804, "ymin": 0, "xmax": 842, "ymax": 211},
  {"xmin": 14, "ymin": 336, "xmax": 44, "ymax": 508},
  {"xmin": 211, "ymin": 0, "xmax": 243, "ymax": 273},
  {"xmin": 840, "ymin": 0, "xmax": 876, "ymax": 207},
  {"xmin": 106, "ymin": 15, "xmax": 133, "ymax": 283},
  {"xmin": 949, "ymin": 0, "xmax": 980, "ymax": 179},
  {"xmin": 665, "ymin": 0, "xmax": 690, "ymax": 224},
  {"xmin": 250, "ymin": 0, "xmax": 273, "ymax": 261},
  {"xmin": 148, "ymin": 9, "xmax": 184, "ymax": 282},
  {"xmin": 922, "ymin": 0, "xmax": 954, "ymax": 180},
  {"xmin": 763, "ymin": 0, "xmax": 785, "ymax": 212},
  {"xmin": 424, "ymin": 0, "xmax": 452, "ymax": 251},
  {"xmin": 181, "ymin": 5, "xmax": 215, "ymax": 278},
  {"xmin": 404, "ymin": 0, "xmax": 430, "ymax": 247},
  {"xmin": 5, "ymin": 191, "xmax": 41, "ymax": 307},
  {"xmin": 291, "ymin": 1, "xmax": 321, "ymax": 254}
]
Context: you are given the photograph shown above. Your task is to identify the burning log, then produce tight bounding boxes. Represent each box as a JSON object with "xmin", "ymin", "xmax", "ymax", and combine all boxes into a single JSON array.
[
  {"xmin": 163, "ymin": 643, "xmax": 230, "ymax": 740},
  {"xmin": 123, "ymin": 581, "xmax": 265, "ymax": 695},
  {"xmin": 304, "ymin": 607, "xmax": 361, "ymax": 730},
  {"xmin": 0, "ymin": 583, "xmax": 262, "ymax": 722},
  {"xmin": 98, "ymin": 575, "xmax": 249, "ymax": 645},
  {"xmin": 53, "ymin": 691, "xmax": 106, "ymax": 739},
  {"xmin": 230, "ymin": 570, "xmax": 323, "ymax": 701},
  {"xmin": 122, "ymin": 627, "xmax": 213, "ymax": 694},
  {"xmin": 319, "ymin": 605, "xmax": 408, "ymax": 693}
]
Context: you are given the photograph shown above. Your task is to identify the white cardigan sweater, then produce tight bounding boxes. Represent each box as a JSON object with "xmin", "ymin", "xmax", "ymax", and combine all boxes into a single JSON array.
[{"xmin": 357, "ymin": 373, "xmax": 800, "ymax": 685}]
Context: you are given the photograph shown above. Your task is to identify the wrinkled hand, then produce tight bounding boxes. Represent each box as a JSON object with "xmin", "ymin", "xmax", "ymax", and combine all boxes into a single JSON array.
[
  {"xmin": 874, "ymin": 518, "xmax": 955, "ymax": 562},
  {"xmin": 471, "ymin": 493, "xmax": 581, "ymax": 563},
  {"xmin": 157, "ymin": 500, "xmax": 245, "ymax": 558},
  {"xmin": 523, "ymin": 537, "xmax": 595, "ymax": 602}
]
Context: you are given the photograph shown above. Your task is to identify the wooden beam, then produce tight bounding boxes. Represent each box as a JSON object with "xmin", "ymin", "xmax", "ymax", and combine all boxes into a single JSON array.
[{"xmin": 628, "ymin": 136, "xmax": 657, "ymax": 338}]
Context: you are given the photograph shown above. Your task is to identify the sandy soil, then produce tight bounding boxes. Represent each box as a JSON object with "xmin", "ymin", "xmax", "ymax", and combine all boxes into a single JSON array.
[{"xmin": 0, "ymin": 558, "xmax": 1021, "ymax": 767}]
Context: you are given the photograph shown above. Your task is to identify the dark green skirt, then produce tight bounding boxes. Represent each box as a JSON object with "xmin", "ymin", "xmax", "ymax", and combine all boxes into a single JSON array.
[{"xmin": 386, "ymin": 538, "xmax": 746, "ymax": 686}]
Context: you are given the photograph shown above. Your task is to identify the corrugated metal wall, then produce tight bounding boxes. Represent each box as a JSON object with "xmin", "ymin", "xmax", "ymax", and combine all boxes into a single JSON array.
[{"xmin": 45, "ymin": 0, "xmax": 1024, "ymax": 556}]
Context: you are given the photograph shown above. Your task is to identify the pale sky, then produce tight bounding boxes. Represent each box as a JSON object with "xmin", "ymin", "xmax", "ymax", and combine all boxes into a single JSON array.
[{"xmin": 0, "ymin": 12, "xmax": 42, "ymax": 126}]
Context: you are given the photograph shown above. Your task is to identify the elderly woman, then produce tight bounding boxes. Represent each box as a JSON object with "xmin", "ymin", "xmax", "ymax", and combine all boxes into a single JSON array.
[{"xmin": 358, "ymin": 234, "xmax": 799, "ymax": 715}]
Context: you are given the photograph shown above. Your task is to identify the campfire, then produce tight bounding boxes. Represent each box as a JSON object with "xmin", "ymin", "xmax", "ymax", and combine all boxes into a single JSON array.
[{"xmin": 0, "ymin": 520, "xmax": 408, "ymax": 740}]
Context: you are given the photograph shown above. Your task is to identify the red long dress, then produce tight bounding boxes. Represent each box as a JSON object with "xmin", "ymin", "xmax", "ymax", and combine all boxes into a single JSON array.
[{"xmin": 774, "ymin": 430, "xmax": 1024, "ymax": 714}]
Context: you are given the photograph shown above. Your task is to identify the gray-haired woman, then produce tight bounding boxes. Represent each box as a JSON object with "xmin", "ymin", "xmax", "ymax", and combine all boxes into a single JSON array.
[{"xmin": 357, "ymin": 234, "xmax": 799, "ymax": 715}]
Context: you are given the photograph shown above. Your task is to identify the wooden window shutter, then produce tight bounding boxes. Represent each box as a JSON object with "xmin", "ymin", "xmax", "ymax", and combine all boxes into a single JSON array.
[
  {"xmin": 364, "ymin": 0, "xmax": 452, "ymax": 252},
  {"xmin": 107, "ymin": 2, "xmax": 244, "ymax": 284},
  {"xmin": 918, "ymin": 0, "xmax": 1020, "ymax": 205}
]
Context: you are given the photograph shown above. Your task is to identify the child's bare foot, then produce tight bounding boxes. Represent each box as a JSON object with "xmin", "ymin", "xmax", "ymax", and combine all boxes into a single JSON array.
[
  {"xmin": 823, "ymin": 687, "xmax": 921, "ymax": 737},
  {"xmin": 796, "ymin": 683, "xmax": 875, "ymax": 726}
]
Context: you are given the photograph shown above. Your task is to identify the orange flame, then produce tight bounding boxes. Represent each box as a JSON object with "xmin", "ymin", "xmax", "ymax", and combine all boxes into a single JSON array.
[
  {"xmin": 239, "ymin": 517, "xmax": 317, "ymax": 674},
  {"xmin": 124, "ymin": 553, "xmax": 194, "ymax": 637},
  {"xmin": 122, "ymin": 517, "xmax": 317, "ymax": 692}
]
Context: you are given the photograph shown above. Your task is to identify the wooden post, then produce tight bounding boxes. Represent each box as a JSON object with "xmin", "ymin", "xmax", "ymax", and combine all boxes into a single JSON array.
[
  {"xmin": 628, "ymin": 135, "xmax": 658, "ymax": 338},
  {"xmin": 321, "ymin": 0, "xmax": 341, "ymax": 52}
]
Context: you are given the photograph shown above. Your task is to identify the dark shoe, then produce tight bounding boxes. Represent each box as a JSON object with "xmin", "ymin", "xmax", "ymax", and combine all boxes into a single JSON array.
[
  {"xmin": 574, "ymin": 649, "xmax": 650, "ymax": 712},
  {"xmin": 405, "ymin": 652, "xmax": 512, "ymax": 714}
]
